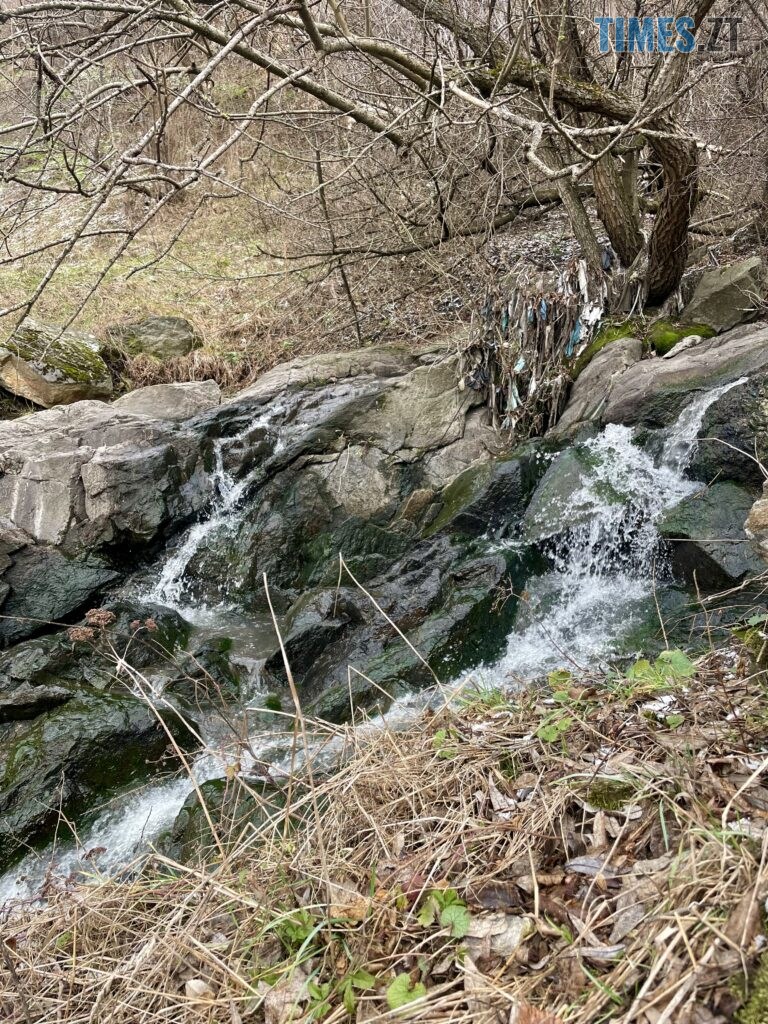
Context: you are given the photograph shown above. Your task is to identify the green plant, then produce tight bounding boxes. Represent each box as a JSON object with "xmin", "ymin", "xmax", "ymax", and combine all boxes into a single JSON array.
[
  {"xmin": 536, "ymin": 670, "xmax": 580, "ymax": 743},
  {"xmin": 339, "ymin": 968, "xmax": 376, "ymax": 1015},
  {"xmin": 417, "ymin": 888, "xmax": 471, "ymax": 938},
  {"xmin": 431, "ymin": 727, "xmax": 459, "ymax": 759},
  {"xmin": 618, "ymin": 649, "xmax": 696, "ymax": 697},
  {"xmin": 386, "ymin": 973, "xmax": 427, "ymax": 1011},
  {"xmin": 457, "ymin": 684, "xmax": 510, "ymax": 712}
]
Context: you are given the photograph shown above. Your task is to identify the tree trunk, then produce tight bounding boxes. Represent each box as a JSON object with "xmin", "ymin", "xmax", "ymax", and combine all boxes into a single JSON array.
[
  {"xmin": 592, "ymin": 154, "xmax": 644, "ymax": 266},
  {"xmin": 646, "ymin": 134, "xmax": 699, "ymax": 304}
]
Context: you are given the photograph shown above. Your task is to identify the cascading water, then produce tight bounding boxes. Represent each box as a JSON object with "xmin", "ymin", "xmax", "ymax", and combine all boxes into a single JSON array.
[
  {"xmin": 149, "ymin": 405, "xmax": 285, "ymax": 617},
  {"xmin": 486, "ymin": 377, "xmax": 747, "ymax": 681},
  {"xmin": 0, "ymin": 377, "xmax": 746, "ymax": 906}
]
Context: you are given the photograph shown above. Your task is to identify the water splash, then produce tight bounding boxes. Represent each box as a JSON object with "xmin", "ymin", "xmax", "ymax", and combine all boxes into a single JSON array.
[
  {"xmin": 661, "ymin": 377, "xmax": 747, "ymax": 475},
  {"xmin": 487, "ymin": 377, "xmax": 747, "ymax": 681},
  {"xmin": 150, "ymin": 407, "xmax": 284, "ymax": 611}
]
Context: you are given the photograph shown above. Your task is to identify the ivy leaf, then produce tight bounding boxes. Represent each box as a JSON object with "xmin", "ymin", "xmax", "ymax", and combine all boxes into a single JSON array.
[
  {"xmin": 386, "ymin": 973, "xmax": 426, "ymax": 1011},
  {"xmin": 439, "ymin": 902, "xmax": 471, "ymax": 938}
]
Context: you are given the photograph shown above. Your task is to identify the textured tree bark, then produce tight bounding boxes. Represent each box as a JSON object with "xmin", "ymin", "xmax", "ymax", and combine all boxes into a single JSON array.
[
  {"xmin": 646, "ymin": 134, "xmax": 699, "ymax": 304},
  {"xmin": 593, "ymin": 155, "xmax": 644, "ymax": 266}
]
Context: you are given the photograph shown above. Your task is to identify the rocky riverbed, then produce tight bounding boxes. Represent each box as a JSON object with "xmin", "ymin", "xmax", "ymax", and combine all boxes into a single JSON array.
[{"xmin": 2, "ymin": 315, "xmax": 768, "ymax": 889}]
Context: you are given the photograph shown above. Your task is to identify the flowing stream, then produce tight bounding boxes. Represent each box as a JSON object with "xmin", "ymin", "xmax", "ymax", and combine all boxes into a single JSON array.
[{"xmin": 0, "ymin": 378, "xmax": 745, "ymax": 905}]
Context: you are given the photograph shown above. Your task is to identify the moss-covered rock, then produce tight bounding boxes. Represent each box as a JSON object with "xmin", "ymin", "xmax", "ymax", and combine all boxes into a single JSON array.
[
  {"xmin": 105, "ymin": 316, "xmax": 202, "ymax": 359},
  {"xmin": 0, "ymin": 691, "xmax": 196, "ymax": 872},
  {"xmin": 0, "ymin": 318, "xmax": 112, "ymax": 407},
  {"xmin": 572, "ymin": 319, "xmax": 642, "ymax": 378},
  {"xmin": 646, "ymin": 320, "xmax": 715, "ymax": 356}
]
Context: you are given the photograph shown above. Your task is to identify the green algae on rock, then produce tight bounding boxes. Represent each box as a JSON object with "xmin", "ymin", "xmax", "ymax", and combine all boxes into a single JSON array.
[{"xmin": 0, "ymin": 318, "xmax": 112, "ymax": 407}]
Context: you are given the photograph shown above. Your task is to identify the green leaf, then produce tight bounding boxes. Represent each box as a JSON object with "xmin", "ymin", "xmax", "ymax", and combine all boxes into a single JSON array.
[
  {"xmin": 439, "ymin": 903, "xmax": 471, "ymax": 938},
  {"xmin": 350, "ymin": 969, "xmax": 376, "ymax": 990},
  {"xmin": 417, "ymin": 899, "xmax": 436, "ymax": 928},
  {"xmin": 548, "ymin": 669, "xmax": 572, "ymax": 688},
  {"xmin": 626, "ymin": 658, "xmax": 654, "ymax": 682},
  {"xmin": 343, "ymin": 985, "xmax": 357, "ymax": 1015},
  {"xmin": 656, "ymin": 649, "xmax": 696, "ymax": 678},
  {"xmin": 665, "ymin": 713, "xmax": 685, "ymax": 729},
  {"xmin": 386, "ymin": 974, "xmax": 427, "ymax": 1011},
  {"xmin": 747, "ymin": 614, "xmax": 767, "ymax": 627}
]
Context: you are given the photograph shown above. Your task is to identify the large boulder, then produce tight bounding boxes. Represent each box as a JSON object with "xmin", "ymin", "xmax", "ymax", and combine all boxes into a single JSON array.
[
  {"xmin": 0, "ymin": 319, "xmax": 112, "ymax": 408},
  {"xmin": 0, "ymin": 400, "xmax": 211, "ymax": 641},
  {"xmin": 0, "ymin": 691, "xmax": 195, "ymax": 872},
  {"xmin": 0, "ymin": 343, "xmax": 491, "ymax": 641},
  {"xmin": 113, "ymin": 380, "xmax": 221, "ymax": 421},
  {"xmin": 177, "ymin": 352, "xmax": 493, "ymax": 610},
  {"xmin": 106, "ymin": 316, "xmax": 202, "ymax": 359},
  {"xmin": 682, "ymin": 257, "xmax": 764, "ymax": 333},
  {"xmin": 602, "ymin": 323, "xmax": 768, "ymax": 427},
  {"xmin": 659, "ymin": 482, "xmax": 764, "ymax": 588},
  {"xmin": 557, "ymin": 336, "xmax": 643, "ymax": 432}
]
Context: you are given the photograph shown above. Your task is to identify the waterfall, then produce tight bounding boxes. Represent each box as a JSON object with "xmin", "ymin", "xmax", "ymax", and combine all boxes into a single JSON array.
[
  {"xmin": 0, "ymin": 379, "xmax": 746, "ymax": 905},
  {"xmin": 149, "ymin": 406, "xmax": 285, "ymax": 614},
  {"xmin": 486, "ymin": 377, "xmax": 747, "ymax": 681}
]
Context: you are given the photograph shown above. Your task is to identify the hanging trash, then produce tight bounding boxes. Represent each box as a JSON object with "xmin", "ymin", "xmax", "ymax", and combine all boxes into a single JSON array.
[{"xmin": 459, "ymin": 259, "xmax": 608, "ymax": 441}]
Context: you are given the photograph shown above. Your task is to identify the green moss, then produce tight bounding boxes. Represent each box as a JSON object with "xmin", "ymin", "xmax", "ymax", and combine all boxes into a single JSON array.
[
  {"xmin": 572, "ymin": 319, "xmax": 641, "ymax": 378},
  {"xmin": 646, "ymin": 320, "xmax": 715, "ymax": 356},
  {"xmin": 9, "ymin": 319, "xmax": 111, "ymax": 386},
  {"xmin": 738, "ymin": 950, "xmax": 768, "ymax": 1024},
  {"xmin": 263, "ymin": 693, "xmax": 282, "ymax": 712}
]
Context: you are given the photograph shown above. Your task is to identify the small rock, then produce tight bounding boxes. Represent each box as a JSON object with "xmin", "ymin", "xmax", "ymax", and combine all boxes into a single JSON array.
[{"xmin": 106, "ymin": 315, "xmax": 202, "ymax": 359}]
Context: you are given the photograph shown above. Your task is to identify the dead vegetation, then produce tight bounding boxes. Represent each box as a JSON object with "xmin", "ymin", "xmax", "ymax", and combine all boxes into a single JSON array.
[{"xmin": 3, "ymin": 640, "xmax": 768, "ymax": 1023}]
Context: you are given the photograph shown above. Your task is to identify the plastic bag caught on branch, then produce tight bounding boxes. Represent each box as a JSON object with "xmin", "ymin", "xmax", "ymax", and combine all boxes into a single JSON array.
[{"xmin": 460, "ymin": 259, "xmax": 607, "ymax": 440}]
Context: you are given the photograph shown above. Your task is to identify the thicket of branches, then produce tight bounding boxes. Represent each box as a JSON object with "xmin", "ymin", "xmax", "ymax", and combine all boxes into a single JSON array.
[{"xmin": 0, "ymin": 0, "xmax": 766, "ymax": 344}]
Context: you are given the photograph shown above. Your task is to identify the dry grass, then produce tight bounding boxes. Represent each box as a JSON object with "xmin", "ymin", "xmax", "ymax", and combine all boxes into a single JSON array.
[{"xmin": 2, "ymin": 642, "xmax": 768, "ymax": 1023}]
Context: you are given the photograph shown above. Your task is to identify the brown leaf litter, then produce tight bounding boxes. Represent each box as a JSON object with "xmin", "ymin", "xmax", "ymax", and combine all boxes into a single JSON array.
[{"xmin": 2, "ymin": 645, "xmax": 768, "ymax": 1022}]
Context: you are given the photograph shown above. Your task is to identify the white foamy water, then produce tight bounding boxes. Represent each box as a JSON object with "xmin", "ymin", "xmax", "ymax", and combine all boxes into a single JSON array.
[
  {"xmin": 0, "ymin": 692, "xmax": 434, "ymax": 906},
  {"xmin": 150, "ymin": 406, "xmax": 284, "ymax": 612},
  {"xmin": 482, "ymin": 378, "xmax": 747, "ymax": 682}
]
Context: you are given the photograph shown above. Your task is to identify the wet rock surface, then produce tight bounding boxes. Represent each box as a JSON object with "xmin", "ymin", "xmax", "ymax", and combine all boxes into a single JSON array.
[
  {"xmin": 659, "ymin": 482, "xmax": 764, "ymax": 588},
  {"xmin": 0, "ymin": 691, "xmax": 194, "ymax": 873},
  {"xmin": 2, "ymin": 325, "xmax": 768, "ymax": 872}
]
